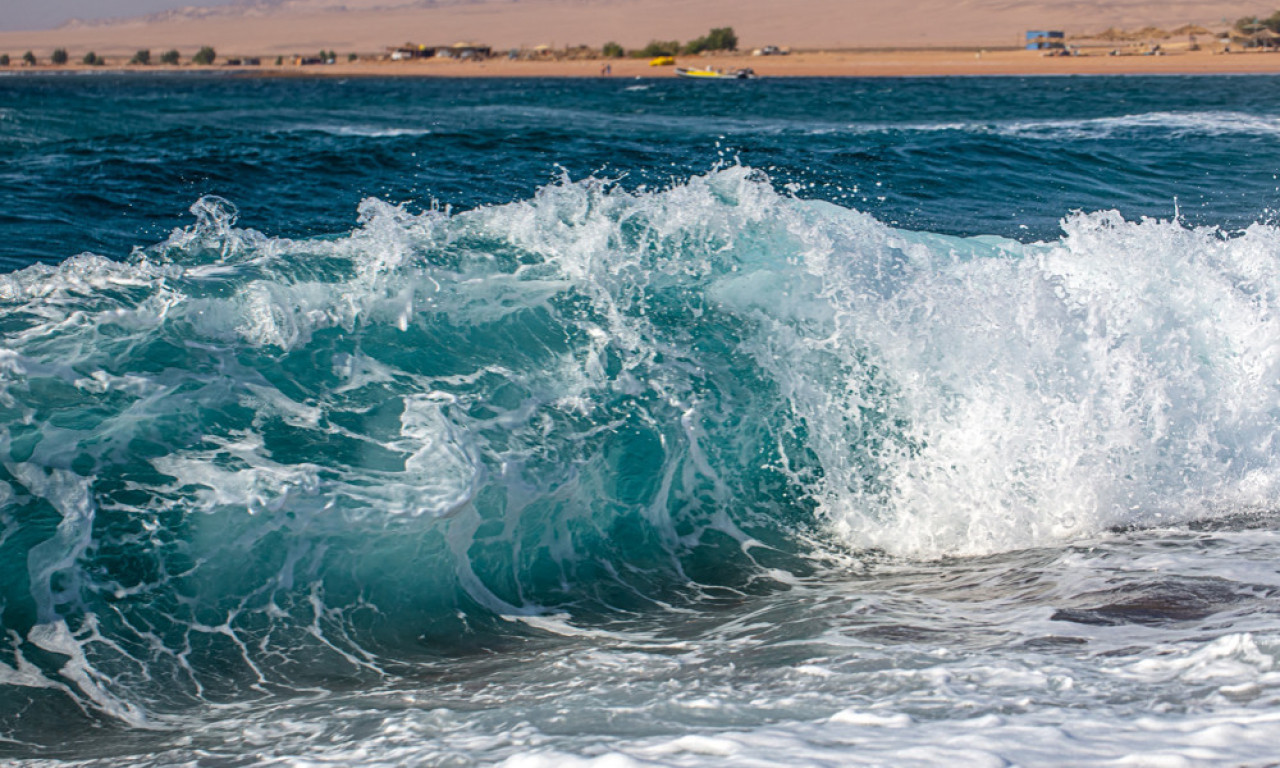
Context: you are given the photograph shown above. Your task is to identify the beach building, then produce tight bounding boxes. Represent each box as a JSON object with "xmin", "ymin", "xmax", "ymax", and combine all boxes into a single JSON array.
[
  {"xmin": 388, "ymin": 43, "xmax": 490, "ymax": 60},
  {"xmin": 390, "ymin": 44, "xmax": 434, "ymax": 60},
  {"xmin": 1025, "ymin": 30, "xmax": 1066, "ymax": 50}
]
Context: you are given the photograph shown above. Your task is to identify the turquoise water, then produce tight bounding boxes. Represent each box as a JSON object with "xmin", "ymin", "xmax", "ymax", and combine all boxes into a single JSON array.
[{"xmin": 3, "ymin": 74, "xmax": 1280, "ymax": 765}]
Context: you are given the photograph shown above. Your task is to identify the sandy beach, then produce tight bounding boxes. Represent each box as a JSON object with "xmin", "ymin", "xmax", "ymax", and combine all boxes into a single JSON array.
[{"xmin": 0, "ymin": 0, "xmax": 1270, "ymax": 78}]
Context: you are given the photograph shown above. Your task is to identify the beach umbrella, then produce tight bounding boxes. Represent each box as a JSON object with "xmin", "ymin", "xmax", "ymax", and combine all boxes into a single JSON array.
[{"xmin": 1250, "ymin": 28, "xmax": 1280, "ymax": 46}]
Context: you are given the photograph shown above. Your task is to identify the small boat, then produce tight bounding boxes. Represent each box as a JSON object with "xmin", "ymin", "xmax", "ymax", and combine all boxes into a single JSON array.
[{"xmin": 674, "ymin": 67, "xmax": 756, "ymax": 79}]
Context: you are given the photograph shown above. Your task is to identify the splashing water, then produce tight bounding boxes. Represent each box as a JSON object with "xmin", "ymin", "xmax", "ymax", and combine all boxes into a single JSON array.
[{"xmin": 4, "ymin": 163, "xmax": 1280, "ymax": 764}]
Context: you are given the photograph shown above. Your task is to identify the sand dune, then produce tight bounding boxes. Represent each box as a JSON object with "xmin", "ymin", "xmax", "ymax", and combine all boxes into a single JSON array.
[{"xmin": 0, "ymin": 0, "xmax": 1258, "ymax": 58}]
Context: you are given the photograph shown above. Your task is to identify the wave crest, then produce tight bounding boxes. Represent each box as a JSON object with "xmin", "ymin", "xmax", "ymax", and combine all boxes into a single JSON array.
[{"xmin": 4, "ymin": 167, "xmax": 1280, "ymax": 725}]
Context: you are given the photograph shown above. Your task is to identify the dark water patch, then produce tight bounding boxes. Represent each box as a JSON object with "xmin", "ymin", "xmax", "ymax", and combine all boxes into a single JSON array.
[
  {"xmin": 1016, "ymin": 635, "xmax": 1090, "ymax": 650},
  {"xmin": 1050, "ymin": 578, "xmax": 1259, "ymax": 627},
  {"xmin": 850, "ymin": 623, "xmax": 951, "ymax": 644},
  {"xmin": 1187, "ymin": 508, "xmax": 1280, "ymax": 532}
]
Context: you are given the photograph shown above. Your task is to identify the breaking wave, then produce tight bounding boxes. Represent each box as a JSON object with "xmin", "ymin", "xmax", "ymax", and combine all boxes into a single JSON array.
[{"xmin": 4, "ymin": 166, "xmax": 1280, "ymax": 732}]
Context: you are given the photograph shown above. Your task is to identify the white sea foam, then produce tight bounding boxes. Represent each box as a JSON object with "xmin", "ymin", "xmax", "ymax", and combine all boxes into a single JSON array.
[
  {"xmin": 807, "ymin": 111, "xmax": 1280, "ymax": 140},
  {"xmin": 491, "ymin": 708, "xmax": 1280, "ymax": 767},
  {"xmin": 721, "ymin": 202, "xmax": 1280, "ymax": 557},
  {"xmin": 292, "ymin": 125, "xmax": 433, "ymax": 138},
  {"xmin": 394, "ymin": 393, "xmax": 482, "ymax": 518},
  {"xmin": 999, "ymin": 110, "xmax": 1280, "ymax": 139},
  {"xmin": 26, "ymin": 620, "xmax": 149, "ymax": 727}
]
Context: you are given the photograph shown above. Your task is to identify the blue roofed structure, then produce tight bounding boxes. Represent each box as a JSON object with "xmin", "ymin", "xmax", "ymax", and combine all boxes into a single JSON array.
[{"xmin": 1026, "ymin": 30, "xmax": 1066, "ymax": 50}]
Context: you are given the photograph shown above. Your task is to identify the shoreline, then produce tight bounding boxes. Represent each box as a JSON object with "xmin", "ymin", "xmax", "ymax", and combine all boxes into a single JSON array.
[{"xmin": 8, "ymin": 49, "xmax": 1280, "ymax": 78}]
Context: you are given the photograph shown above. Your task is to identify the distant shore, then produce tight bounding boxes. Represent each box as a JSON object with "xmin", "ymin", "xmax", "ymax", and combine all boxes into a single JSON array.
[{"xmin": 8, "ymin": 48, "xmax": 1280, "ymax": 77}]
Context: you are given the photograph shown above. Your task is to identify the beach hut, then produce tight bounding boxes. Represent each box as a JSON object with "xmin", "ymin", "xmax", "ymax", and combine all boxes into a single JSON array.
[{"xmin": 389, "ymin": 44, "xmax": 434, "ymax": 60}]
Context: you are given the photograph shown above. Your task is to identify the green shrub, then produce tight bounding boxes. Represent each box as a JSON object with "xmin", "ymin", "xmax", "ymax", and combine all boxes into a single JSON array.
[
  {"xmin": 636, "ymin": 40, "xmax": 680, "ymax": 58},
  {"xmin": 602, "ymin": 41, "xmax": 625, "ymax": 58},
  {"xmin": 684, "ymin": 27, "xmax": 738, "ymax": 54},
  {"xmin": 348, "ymin": 52, "xmax": 358, "ymax": 62},
  {"xmin": 51, "ymin": 48, "xmax": 68, "ymax": 65},
  {"xmin": 275, "ymin": 55, "xmax": 284, "ymax": 65},
  {"xmin": 0, "ymin": 54, "xmax": 9, "ymax": 66},
  {"xmin": 22, "ymin": 51, "xmax": 35, "ymax": 65},
  {"xmin": 708, "ymin": 27, "xmax": 738, "ymax": 50},
  {"xmin": 160, "ymin": 49, "xmax": 180, "ymax": 65},
  {"xmin": 130, "ymin": 49, "xmax": 151, "ymax": 65},
  {"xmin": 83, "ymin": 52, "xmax": 105, "ymax": 65},
  {"xmin": 192, "ymin": 46, "xmax": 216, "ymax": 65}
]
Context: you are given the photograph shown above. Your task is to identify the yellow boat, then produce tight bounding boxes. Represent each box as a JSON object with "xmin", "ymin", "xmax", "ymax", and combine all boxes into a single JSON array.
[
  {"xmin": 674, "ymin": 66, "xmax": 757, "ymax": 79},
  {"xmin": 649, "ymin": 56, "xmax": 675, "ymax": 66}
]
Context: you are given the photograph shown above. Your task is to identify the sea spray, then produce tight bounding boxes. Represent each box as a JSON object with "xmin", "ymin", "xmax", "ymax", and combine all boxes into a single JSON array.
[{"xmin": 767, "ymin": 206, "xmax": 1280, "ymax": 556}]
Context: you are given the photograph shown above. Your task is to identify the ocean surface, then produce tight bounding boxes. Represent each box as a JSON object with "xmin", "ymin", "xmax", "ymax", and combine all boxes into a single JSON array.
[{"xmin": 3, "ymin": 72, "xmax": 1280, "ymax": 766}]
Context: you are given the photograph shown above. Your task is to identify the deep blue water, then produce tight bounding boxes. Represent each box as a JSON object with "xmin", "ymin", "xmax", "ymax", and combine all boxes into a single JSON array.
[{"xmin": 4, "ymin": 74, "xmax": 1280, "ymax": 766}]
